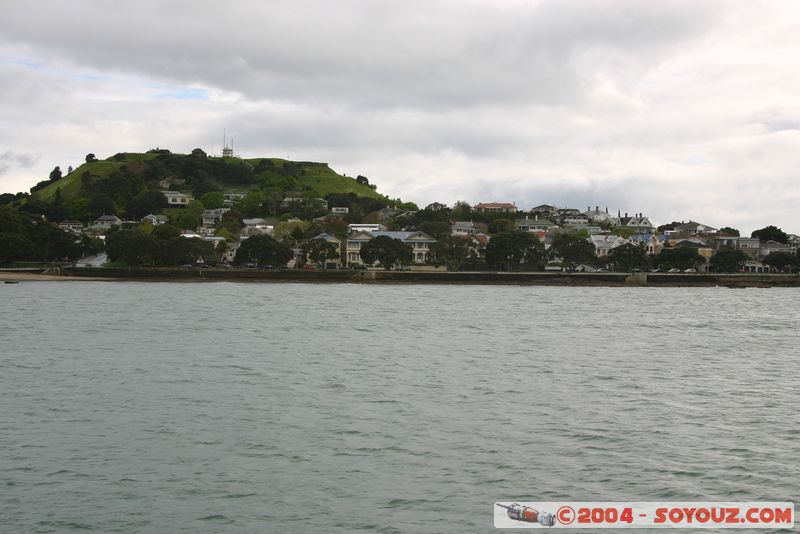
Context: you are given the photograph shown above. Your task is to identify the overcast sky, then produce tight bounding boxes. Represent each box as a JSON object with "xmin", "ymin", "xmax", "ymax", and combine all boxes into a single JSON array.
[{"xmin": 1, "ymin": 0, "xmax": 799, "ymax": 233}]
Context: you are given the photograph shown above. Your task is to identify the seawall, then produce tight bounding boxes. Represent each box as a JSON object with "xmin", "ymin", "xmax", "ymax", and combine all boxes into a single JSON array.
[{"xmin": 52, "ymin": 267, "xmax": 800, "ymax": 287}]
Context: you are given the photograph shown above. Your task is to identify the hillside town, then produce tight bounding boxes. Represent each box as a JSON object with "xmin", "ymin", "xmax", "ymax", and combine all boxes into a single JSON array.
[
  {"xmin": 48, "ymin": 193, "xmax": 800, "ymax": 274},
  {"xmin": 2, "ymin": 151, "xmax": 798, "ymax": 274}
]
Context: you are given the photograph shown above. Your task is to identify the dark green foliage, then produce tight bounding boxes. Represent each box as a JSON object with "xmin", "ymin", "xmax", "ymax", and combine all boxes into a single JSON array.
[
  {"xmin": 88, "ymin": 194, "xmax": 116, "ymax": 219},
  {"xmin": 719, "ymin": 226, "xmax": 740, "ymax": 237},
  {"xmin": 151, "ymin": 224, "xmax": 180, "ymax": 241},
  {"xmin": 710, "ymin": 248, "xmax": 749, "ymax": 272},
  {"xmin": 0, "ymin": 207, "xmax": 89, "ymax": 264},
  {"xmin": 751, "ymin": 225, "xmax": 788, "ymax": 244},
  {"xmin": 85, "ymin": 153, "xmax": 97, "ymax": 163},
  {"xmin": 234, "ymin": 234, "xmax": 293, "ymax": 267},
  {"xmin": 608, "ymin": 243, "xmax": 650, "ymax": 272},
  {"xmin": 549, "ymin": 234, "xmax": 596, "ymax": 271},
  {"xmin": 105, "ymin": 227, "xmax": 155, "ymax": 266},
  {"xmin": 485, "ymin": 231, "xmax": 545, "ymax": 271},
  {"xmin": 200, "ymin": 192, "xmax": 225, "ymax": 209},
  {"xmin": 126, "ymin": 191, "xmax": 167, "ymax": 220},
  {"xmin": 359, "ymin": 235, "xmax": 412, "ymax": 269},
  {"xmin": 431, "ymin": 235, "xmax": 473, "ymax": 271},
  {"xmin": 302, "ymin": 238, "xmax": 339, "ymax": 265},
  {"xmin": 221, "ymin": 210, "xmax": 244, "ymax": 234},
  {"xmin": 655, "ymin": 247, "xmax": 701, "ymax": 270},
  {"xmin": 49, "ymin": 166, "xmax": 62, "ymax": 181},
  {"xmin": 657, "ymin": 221, "xmax": 681, "ymax": 232},
  {"xmin": 762, "ymin": 251, "xmax": 797, "ymax": 272},
  {"xmin": 487, "ymin": 218, "xmax": 514, "ymax": 234},
  {"xmin": 417, "ymin": 220, "xmax": 451, "ymax": 241}
]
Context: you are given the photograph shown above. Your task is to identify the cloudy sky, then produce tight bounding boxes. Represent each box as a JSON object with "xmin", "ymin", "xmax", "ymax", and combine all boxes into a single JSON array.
[{"xmin": 1, "ymin": 0, "xmax": 799, "ymax": 233}]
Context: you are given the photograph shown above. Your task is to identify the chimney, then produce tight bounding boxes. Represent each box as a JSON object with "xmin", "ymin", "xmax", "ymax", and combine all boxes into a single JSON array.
[
  {"xmin": 595, "ymin": 206, "xmax": 599, "ymax": 213},
  {"xmin": 625, "ymin": 212, "xmax": 628, "ymax": 218}
]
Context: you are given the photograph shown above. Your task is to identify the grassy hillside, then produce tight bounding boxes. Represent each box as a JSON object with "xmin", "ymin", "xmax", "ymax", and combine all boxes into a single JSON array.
[
  {"xmin": 245, "ymin": 158, "xmax": 385, "ymax": 199},
  {"xmin": 33, "ymin": 152, "xmax": 385, "ymax": 204}
]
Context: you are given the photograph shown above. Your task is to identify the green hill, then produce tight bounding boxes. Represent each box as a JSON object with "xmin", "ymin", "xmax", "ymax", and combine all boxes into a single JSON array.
[{"xmin": 32, "ymin": 151, "xmax": 385, "ymax": 204}]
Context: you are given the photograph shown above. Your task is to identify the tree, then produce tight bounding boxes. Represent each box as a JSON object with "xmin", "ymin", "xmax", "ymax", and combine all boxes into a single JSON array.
[
  {"xmin": 200, "ymin": 192, "xmax": 225, "ymax": 210},
  {"xmin": 549, "ymin": 234, "xmax": 596, "ymax": 271},
  {"xmin": 152, "ymin": 223, "xmax": 180, "ymax": 241},
  {"xmin": 655, "ymin": 247, "xmax": 701, "ymax": 270},
  {"xmin": 356, "ymin": 175, "xmax": 370, "ymax": 185},
  {"xmin": 49, "ymin": 166, "xmax": 62, "ymax": 181},
  {"xmin": 718, "ymin": 227, "xmax": 740, "ymax": 237},
  {"xmin": 418, "ymin": 220, "xmax": 451, "ymax": 241},
  {"xmin": 190, "ymin": 148, "xmax": 207, "ymax": 158},
  {"xmin": 359, "ymin": 235, "xmax": 412, "ymax": 269},
  {"xmin": 88, "ymin": 194, "xmax": 116, "ymax": 219},
  {"xmin": 710, "ymin": 248, "xmax": 748, "ymax": 273},
  {"xmin": 751, "ymin": 225, "xmax": 788, "ymax": 244},
  {"xmin": 126, "ymin": 191, "xmax": 167, "ymax": 220},
  {"xmin": 221, "ymin": 210, "xmax": 243, "ymax": 234},
  {"xmin": 762, "ymin": 251, "xmax": 797, "ymax": 273},
  {"xmin": 85, "ymin": 153, "xmax": 98, "ymax": 163},
  {"xmin": 104, "ymin": 227, "xmax": 155, "ymax": 266},
  {"xmin": 303, "ymin": 238, "xmax": 340, "ymax": 265},
  {"xmin": 487, "ymin": 218, "xmax": 515, "ymax": 234},
  {"xmin": 608, "ymin": 243, "xmax": 649, "ymax": 272},
  {"xmin": 485, "ymin": 231, "xmax": 545, "ymax": 271},
  {"xmin": 234, "ymin": 234, "xmax": 293, "ymax": 268},
  {"xmin": 431, "ymin": 235, "xmax": 473, "ymax": 271}
]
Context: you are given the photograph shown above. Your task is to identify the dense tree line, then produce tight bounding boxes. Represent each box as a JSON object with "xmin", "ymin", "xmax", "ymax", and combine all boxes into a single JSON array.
[{"xmin": 0, "ymin": 206, "xmax": 101, "ymax": 265}]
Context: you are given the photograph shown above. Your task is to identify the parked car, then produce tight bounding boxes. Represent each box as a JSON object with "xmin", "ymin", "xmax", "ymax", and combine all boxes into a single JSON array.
[
  {"xmin": 301, "ymin": 263, "xmax": 316, "ymax": 270},
  {"xmin": 684, "ymin": 268, "xmax": 697, "ymax": 273},
  {"xmin": 668, "ymin": 268, "xmax": 681, "ymax": 273}
]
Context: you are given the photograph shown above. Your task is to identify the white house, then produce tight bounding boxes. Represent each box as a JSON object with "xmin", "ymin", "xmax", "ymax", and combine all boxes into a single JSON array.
[
  {"xmin": 346, "ymin": 230, "xmax": 437, "ymax": 265},
  {"xmin": 347, "ymin": 223, "xmax": 386, "ymax": 234},
  {"xmin": 58, "ymin": 220, "xmax": 83, "ymax": 233},
  {"xmin": 242, "ymin": 218, "xmax": 274, "ymax": 236},
  {"xmin": 93, "ymin": 215, "xmax": 122, "ymax": 229},
  {"xmin": 589, "ymin": 235, "xmax": 628, "ymax": 257},
  {"xmin": 141, "ymin": 214, "xmax": 168, "ymax": 226},
  {"xmin": 163, "ymin": 191, "xmax": 193, "ymax": 207}
]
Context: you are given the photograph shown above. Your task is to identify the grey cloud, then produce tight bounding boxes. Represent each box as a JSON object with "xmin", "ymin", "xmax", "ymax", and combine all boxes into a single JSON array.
[
  {"xmin": 0, "ymin": 150, "xmax": 39, "ymax": 177},
  {"xmin": 0, "ymin": 0, "xmax": 719, "ymax": 110}
]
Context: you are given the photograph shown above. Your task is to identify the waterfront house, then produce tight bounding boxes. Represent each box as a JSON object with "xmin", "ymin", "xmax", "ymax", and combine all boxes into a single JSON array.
[
  {"xmin": 311, "ymin": 233, "xmax": 343, "ymax": 269},
  {"xmin": 589, "ymin": 235, "xmax": 627, "ymax": 257},
  {"xmin": 345, "ymin": 230, "xmax": 437, "ymax": 265},
  {"xmin": 759, "ymin": 240, "xmax": 797, "ymax": 258}
]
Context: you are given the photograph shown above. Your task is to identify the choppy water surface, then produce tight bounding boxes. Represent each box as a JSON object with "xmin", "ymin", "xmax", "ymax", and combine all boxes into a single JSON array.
[{"xmin": 1, "ymin": 282, "xmax": 798, "ymax": 533}]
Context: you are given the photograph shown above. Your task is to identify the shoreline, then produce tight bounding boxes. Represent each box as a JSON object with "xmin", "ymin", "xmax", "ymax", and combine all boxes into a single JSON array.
[{"xmin": 4, "ymin": 268, "xmax": 800, "ymax": 287}]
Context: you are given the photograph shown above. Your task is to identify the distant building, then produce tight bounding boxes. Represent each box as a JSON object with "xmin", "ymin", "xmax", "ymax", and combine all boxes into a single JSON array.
[
  {"xmin": 474, "ymin": 202, "xmax": 516, "ymax": 214},
  {"xmin": 58, "ymin": 220, "xmax": 83, "ymax": 233},
  {"xmin": 347, "ymin": 223, "xmax": 386, "ymax": 234},
  {"xmin": 141, "ymin": 214, "xmax": 168, "ymax": 226},
  {"xmin": 162, "ymin": 191, "xmax": 193, "ymax": 207},
  {"xmin": 345, "ymin": 231, "xmax": 436, "ymax": 265},
  {"xmin": 93, "ymin": 215, "xmax": 122, "ymax": 229},
  {"xmin": 331, "ymin": 206, "xmax": 349, "ymax": 214}
]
